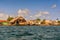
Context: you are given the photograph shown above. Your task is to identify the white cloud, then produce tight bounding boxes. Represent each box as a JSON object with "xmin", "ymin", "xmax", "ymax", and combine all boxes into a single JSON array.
[
  {"xmin": 34, "ymin": 11, "xmax": 49, "ymax": 17},
  {"xmin": 30, "ymin": 16, "xmax": 33, "ymax": 18},
  {"xmin": 34, "ymin": 14, "xmax": 41, "ymax": 17},
  {"xmin": 18, "ymin": 9, "xmax": 30, "ymax": 17},
  {"xmin": 42, "ymin": 11, "xmax": 49, "ymax": 14},
  {"xmin": 29, "ymin": 11, "xmax": 49, "ymax": 20},
  {"xmin": 0, "ymin": 13, "xmax": 9, "ymax": 20},
  {"xmin": 51, "ymin": 4, "xmax": 56, "ymax": 8}
]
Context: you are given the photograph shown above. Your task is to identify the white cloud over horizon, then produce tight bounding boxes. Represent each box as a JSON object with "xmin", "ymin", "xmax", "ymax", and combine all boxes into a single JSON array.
[
  {"xmin": 0, "ymin": 9, "xmax": 50, "ymax": 20},
  {"xmin": 29, "ymin": 11, "xmax": 49, "ymax": 19},
  {"xmin": 18, "ymin": 9, "xmax": 30, "ymax": 17},
  {"xmin": 34, "ymin": 11, "xmax": 49, "ymax": 17},
  {"xmin": 0, "ymin": 13, "xmax": 14, "ymax": 20},
  {"xmin": 0, "ymin": 13, "xmax": 8, "ymax": 20},
  {"xmin": 30, "ymin": 11, "xmax": 49, "ymax": 19},
  {"xmin": 51, "ymin": 4, "xmax": 56, "ymax": 8}
]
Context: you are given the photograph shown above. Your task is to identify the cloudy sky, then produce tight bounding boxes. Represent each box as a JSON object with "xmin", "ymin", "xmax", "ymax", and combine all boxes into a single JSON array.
[{"xmin": 0, "ymin": 0, "xmax": 60, "ymax": 20}]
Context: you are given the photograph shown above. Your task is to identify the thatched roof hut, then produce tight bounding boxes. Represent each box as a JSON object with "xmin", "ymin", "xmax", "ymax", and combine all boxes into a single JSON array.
[{"xmin": 9, "ymin": 16, "xmax": 26, "ymax": 25}]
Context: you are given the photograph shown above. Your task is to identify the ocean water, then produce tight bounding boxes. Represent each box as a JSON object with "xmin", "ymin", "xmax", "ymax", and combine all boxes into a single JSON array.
[{"xmin": 0, "ymin": 26, "xmax": 60, "ymax": 40}]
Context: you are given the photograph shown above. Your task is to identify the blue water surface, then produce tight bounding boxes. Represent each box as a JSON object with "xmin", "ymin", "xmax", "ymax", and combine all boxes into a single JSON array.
[{"xmin": 0, "ymin": 26, "xmax": 60, "ymax": 40}]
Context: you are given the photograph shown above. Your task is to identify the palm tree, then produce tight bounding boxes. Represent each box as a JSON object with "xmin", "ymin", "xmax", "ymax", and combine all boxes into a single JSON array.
[
  {"xmin": 36, "ymin": 18, "xmax": 41, "ymax": 21},
  {"xmin": 41, "ymin": 19, "xmax": 46, "ymax": 24},
  {"xmin": 35, "ymin": 18, "xmax": 41, "ymax": 23},
  {"xmin": 7, "ymin": 16, "xmax": 14, "ymax": 21}
]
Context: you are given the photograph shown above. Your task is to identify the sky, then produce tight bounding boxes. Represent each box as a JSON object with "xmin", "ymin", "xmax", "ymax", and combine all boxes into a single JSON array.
[{"xmin": 0, "ymin": 0, "xmax": 60, "ymax": 20}]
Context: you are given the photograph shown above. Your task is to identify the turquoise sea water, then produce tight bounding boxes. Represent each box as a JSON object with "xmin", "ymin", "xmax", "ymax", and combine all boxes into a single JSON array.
[{"xmin": 0, "ymin": 26, "xmax": 60, "ymax": 40}]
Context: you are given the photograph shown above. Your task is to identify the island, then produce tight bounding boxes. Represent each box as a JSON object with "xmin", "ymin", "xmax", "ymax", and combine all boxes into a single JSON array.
[{"xmin": 0, "ymin": 16, "xmax": 60, "ymax": 26}]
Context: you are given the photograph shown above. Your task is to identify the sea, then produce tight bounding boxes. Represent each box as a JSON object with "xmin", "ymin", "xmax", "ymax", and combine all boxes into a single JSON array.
[{"xmin": 0, "ymin": 26, "xmax": 60, "ymax": 40}]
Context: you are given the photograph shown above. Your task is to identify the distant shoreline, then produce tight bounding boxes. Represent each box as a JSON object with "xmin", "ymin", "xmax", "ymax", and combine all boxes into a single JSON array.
[{"xmin": 1, "ymin": 24, "xmax": 60, "ymax": 26}]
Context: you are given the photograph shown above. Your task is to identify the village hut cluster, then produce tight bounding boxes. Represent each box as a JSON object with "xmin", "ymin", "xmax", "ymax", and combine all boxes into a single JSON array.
[{"xmin": 8, "ymin": 16, "xmax": 60, "ymax": 26}]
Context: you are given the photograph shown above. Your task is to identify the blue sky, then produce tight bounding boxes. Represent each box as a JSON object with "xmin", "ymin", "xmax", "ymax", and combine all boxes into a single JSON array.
[{"xmin": 0, "ymin": 0, "xmax": 60, "ymax": 20}]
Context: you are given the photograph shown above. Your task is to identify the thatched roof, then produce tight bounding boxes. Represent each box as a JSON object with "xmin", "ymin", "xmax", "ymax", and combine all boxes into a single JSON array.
[{"xmin": 10, "ymin": 16, "xmax": 26, "ymax": 23}]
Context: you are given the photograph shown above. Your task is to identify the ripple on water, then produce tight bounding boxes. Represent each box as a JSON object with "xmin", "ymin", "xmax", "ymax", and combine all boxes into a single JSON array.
[{"xmin": 0, "ymin": 26, "xmax": 59, "ymax": 40}]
